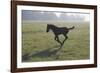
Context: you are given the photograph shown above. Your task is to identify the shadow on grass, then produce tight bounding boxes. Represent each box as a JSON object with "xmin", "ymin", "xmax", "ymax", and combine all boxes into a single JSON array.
[{"xmin": 22, "ymin": 45, "xmax": 62, "ymax": 62}]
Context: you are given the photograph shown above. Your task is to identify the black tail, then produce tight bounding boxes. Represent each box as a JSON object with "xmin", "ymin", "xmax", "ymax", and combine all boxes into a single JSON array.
[{"xmin": 68, "ymin": 26, "xmax": 75, "ymax": 30}]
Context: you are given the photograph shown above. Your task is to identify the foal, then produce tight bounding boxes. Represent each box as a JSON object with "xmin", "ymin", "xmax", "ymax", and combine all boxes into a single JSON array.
[{"xmin": 46, "ymin": 24, "xmax": 75, "ymax": 47}]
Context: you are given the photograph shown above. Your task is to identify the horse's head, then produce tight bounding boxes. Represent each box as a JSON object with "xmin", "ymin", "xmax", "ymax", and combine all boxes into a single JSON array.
[{"xmin": 46, "ymin": 24, "xmax": 50, "ymax": 32}]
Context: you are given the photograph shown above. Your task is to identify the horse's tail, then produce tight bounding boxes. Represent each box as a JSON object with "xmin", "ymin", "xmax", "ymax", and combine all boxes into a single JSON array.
[{"xmin": 68, "ymin": 26, "xmax": 75, "ymax": 30}]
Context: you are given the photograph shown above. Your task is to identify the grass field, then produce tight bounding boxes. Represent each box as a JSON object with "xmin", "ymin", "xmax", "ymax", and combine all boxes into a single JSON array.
[{"xmin": 22, "ymin": 21, "xmax": 90, "ymax": 62}]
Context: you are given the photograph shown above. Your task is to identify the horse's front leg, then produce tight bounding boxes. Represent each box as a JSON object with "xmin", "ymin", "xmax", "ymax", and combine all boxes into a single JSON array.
[
  {"xmin": 56, "ymin": 36, "xmax": 62, "ymax": 45},
  {"xmin": 62, "ymin": 35, "xmax": 68, "ymax": 46},
  {"xmin": 54, "ymin": 36, "xmax": 57, "ymax": 41}
]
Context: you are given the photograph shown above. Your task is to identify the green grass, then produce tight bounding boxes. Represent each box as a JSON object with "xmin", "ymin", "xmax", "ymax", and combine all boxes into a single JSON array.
[{"xmin": 22, "ymin": 21, "xmax": 90, "ymax": 62}]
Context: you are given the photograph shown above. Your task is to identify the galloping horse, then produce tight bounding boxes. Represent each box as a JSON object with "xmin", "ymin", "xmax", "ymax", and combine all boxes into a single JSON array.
[{"xmin": 46, "ymin": 24, "xmax": 75, "ymax": 47}]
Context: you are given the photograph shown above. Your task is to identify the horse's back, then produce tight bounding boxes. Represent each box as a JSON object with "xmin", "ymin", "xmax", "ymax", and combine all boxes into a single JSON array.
[{"xmin": 55, "ymin": 27, "xmax": 69, "ymax": 34}]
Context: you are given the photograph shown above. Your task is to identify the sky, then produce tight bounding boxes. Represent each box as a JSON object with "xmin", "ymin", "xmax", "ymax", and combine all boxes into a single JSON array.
[
  {"xmin": 22, "ymin": 10, "xmax": 90, "ymax": 21},
  {"xmin": 54, "ymin": 12, "xmax": 90, "ymax": 21}
]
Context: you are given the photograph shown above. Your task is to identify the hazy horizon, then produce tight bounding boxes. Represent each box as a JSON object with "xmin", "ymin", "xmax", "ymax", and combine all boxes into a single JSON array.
[{"xmin": 22, "ymin": 10, "xmax": 90, "ymax": 22}]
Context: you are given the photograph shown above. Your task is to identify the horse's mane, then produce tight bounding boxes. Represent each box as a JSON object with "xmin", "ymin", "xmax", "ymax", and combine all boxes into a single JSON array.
[{"xmin": 47, "ymin": 24, "xmax": 58, "ymax": 28}]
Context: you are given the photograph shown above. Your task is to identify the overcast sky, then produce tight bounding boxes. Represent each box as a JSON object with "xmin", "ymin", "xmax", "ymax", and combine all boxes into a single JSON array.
[{"xmin": 22, "ymin": 10, "xmax": 90, "ymax": 21}]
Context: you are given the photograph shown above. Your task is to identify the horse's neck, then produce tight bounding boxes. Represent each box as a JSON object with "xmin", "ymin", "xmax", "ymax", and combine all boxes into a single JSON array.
[
  {"xmin": 51, "ymin": 26, "xmax": 56, "ymax": 29},
  {"xmin": 50, "ymin": 26, "xmax": 58, "ymax": 32}
]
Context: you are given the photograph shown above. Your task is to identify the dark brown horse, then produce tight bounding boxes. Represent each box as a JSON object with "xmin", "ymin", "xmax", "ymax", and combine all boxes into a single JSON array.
[{"xmin": 46, "ymin": 24, "xmax": 75, "ymax": 47}]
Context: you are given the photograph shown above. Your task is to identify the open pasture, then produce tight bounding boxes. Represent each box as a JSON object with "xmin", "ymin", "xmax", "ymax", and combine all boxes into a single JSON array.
[{"xmin": 22, "ymin": 21, "xmax": 90, "ymax": 62}]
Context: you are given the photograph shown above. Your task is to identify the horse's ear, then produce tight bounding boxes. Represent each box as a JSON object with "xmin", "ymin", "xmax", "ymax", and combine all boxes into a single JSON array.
[
  {"xmin": 73, "ymin": 26, "xmax": 75, "ymax": 28},
  {"xmin": 47, "ymin": 24, "xmax": 49, "ymax": 25},
  {"xmin": 46, "ymin": 24, "xmax": 48, "ymax": 32}
]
